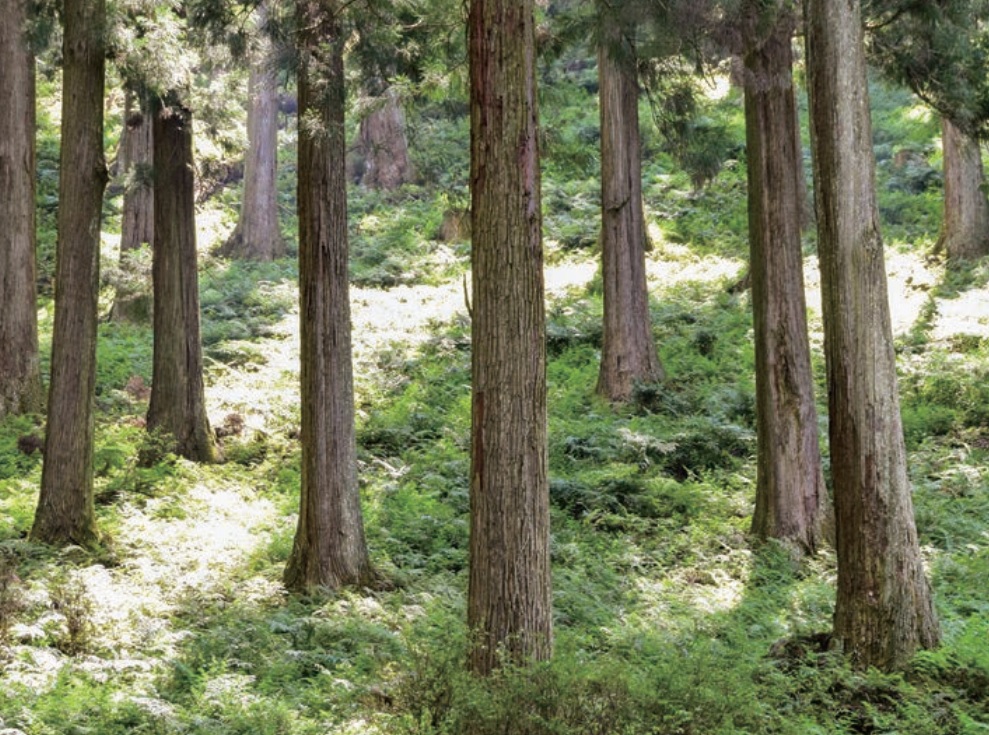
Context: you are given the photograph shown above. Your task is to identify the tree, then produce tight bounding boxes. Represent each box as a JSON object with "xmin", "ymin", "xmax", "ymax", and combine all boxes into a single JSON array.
[
  {"xmin": 110, "ymin": 86, "xmax": 154, "ymax": 322},
  {"xmin": 32, "ymin": 0, "xmax": 107, "ymax": 546},
  {"xmin": 221, "ymin": 1, "xmax": 283, "ymax": 261},
  {"xmin": 804, "ymin": 0, "xmax": 939, "ymax": 669},
  {"xmin": 284, "ymin": 0, "xmax": 373, "ymax": 592},
  {"xmin": 356, "ymin": 84, "xmax": 414, "ymax": 190},
  {"xmin": 937, "ymin": 116, "xmax": 989, "ymax": 260},
  {"xmin": 467, "ymin": 0, "xmax": 553, "ymax": 675},
  {"xmin": 0, "ymin": 0, "xmax": 43, "ymax": 418},
  {"xmin": 740, "ymin": 3, "xmax": 828, "ymax": 552},
  {"xmin": 146, "ymin": 97, "xmax": 219, "ymax": 463},
  {"xmin": 595, "ymin": 6, "xmax": 664, "ymax": 402}
]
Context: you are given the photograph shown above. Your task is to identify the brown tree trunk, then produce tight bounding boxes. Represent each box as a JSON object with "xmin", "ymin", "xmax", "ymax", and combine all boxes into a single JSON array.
[
  {"xmin": 468, "ymin": 0, "xmax": 552, "ymax": 675},
  {"xmin": 0, "ymin": 0, "xmax": 43, "ymax": 418},
  {"xmin": 805, "ymin": 0, "xmax": 939, "ymax": 670},
  {"xmin": 743, "ymin": 9, "xmax": 829, "ymax": 553},
  {"xmin": 284, "ymin": 0, "xmax": 373, "ymax": 593},
  {"xmin": 111, "ymin": 87, "xmax": 154, "ymax": 323},
  {"xmin": 32, "ymin": 0, "xmax": 107, "ymax": 546},
  {"xmin": 357, "ymin": 85, "xmax": 414, "ymax": 190},
  {"xmin": 937, "ymin": 116, "xmax": 989, "ymax": 260},
  {"xmin": 595, "ymin": 22, "xmax": 664, "ymax": 402},
  {"xmin": 147, "ymin": 99, "xmax": 218, "ymax": 464},
  {"xmin": 223, "ymin": 6, "xmax": 283, "ymax": 261}
]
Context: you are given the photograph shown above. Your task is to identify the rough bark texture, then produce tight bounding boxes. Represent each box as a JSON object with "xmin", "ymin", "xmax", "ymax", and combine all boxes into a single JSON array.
[
  {"xmin": 743, "ymin": 11, "xmax": 829, "ymax": 553},
  {"xmin": 938, "ymin": 117, "xmax": 989, "ymax": 260},
  {"xmin": 223, "ymin": 11, "xmax": 283, "ymax": 262},
  {"xmin": 595, "ymin": 23, "xmax": 664, "ymax": 402},
  {"xmin": 357, "ymin": 86, "xmax": 414, "ymax": 190},
  {"xmin": 805, "ymin": 0, "xmax": 939, "ymax": 670},
  {"xmin": 0, "ymin": 0, "xmax": 43, "ymax": 418},
  {"xmin": 468, "ymin": 0, "xmax": 553, "ymax": 675},
  {"xmin": 284, "ymin": 0, "xmax": 373, "ymax": 593},
  {"xmin": 147, "ymin": 100, "xmax": 218, "ymax": 464},
  {"xmin": 32, "ymin": 0, "xmax": 107, "ymax": 546},
  {"xmin": 111, "ymin": 87, "xmax": 154, "ymax": 323}
]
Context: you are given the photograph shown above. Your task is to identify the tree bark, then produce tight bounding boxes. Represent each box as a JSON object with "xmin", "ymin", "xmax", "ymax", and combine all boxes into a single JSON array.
[
  {"xmin": 284, "ymin": 0, "xmax": 373, "ymax": 592},
  {"xmin": 357, "ymin": 85, "xmax": 414, "ymax": 190},
  {"xmin": 223, "ymin": 6, "xmax": 283, "ymax": 261},
  {"xmin": 147, "ymin": 99, "xmax": 218, "ymax": 464},
  {"xmin": 743, "ymin": 10, "xmax": 829, "ymax": 553},
  {"xmin": 468, "ymin": 0, "xmax": 553, "ymax": 675},
  {"xmin": 937, "ymin": 116, "xmax": 989, "ymax": 260},
  {"xmin": 805, "ymin": 0, "xmax": 939, "ymax": 670},
  {"xmin": 595, "ymin": 20, "xmax": 664, "ymax": 402},
  {"xmin": 0, "ymin": 0, "xmax": 43, "ymax": 418},
  {"xmin": 111, "ymin": 87, "xmax": 154, "ymax": 323},
  {"xmin": 32, "ymin": 0, "xmax": 107, "ymax": 546}
]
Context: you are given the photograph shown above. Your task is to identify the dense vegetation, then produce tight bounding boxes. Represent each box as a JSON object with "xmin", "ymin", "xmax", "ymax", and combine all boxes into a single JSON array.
[{"xmin": 1, "ymin": 28, "xmax": 988, "ymax": 735}]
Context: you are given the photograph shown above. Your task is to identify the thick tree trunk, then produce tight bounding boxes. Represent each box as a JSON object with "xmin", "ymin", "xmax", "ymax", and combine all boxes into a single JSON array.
[
  {"xmin": 111, "ymin": 87, "xmax": 154, "ymax": 323},
  {"xmin": 595, "ymin": 22, "xmax": 664, "ymax": 402},
  {"xmin": 284, "ymin": 0, "xmax": 373, "ymax": 592},
  {"xmin": 938, "ymin": 117, "xmax": 989, "ymax": 260},
  {"xmin": 743, "ymin": 11, "xmax": 829, "ymax": 553},
  {"xmin": 357, "ymin": 86, "xmax": 414, "ymax": 190},
  {"xmin": 147, "ymin": 99, "xmax": 218, "ymax": 463},
  {"xmin": 468, "ymin": 0, "xmax": 553, "ymax": 675},
  {"xmin": 223, "ymin": 9, "xmax": 283, "ymax": 261},
  {"xmin": 805, "ymin": 0, "xmax": 939, "ymax": 670},
  {"xmin": 32, "ymin": 0, "xmax": 107, "ymax": 546},
  {"xmin": 0, "ymin": 0, "xmax": 43, "ymax": 418}
]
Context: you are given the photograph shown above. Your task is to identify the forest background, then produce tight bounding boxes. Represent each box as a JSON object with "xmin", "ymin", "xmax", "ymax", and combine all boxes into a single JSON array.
[{"xmin": 1, "ymin": 0, "xmax": 989, "ymax": 732}]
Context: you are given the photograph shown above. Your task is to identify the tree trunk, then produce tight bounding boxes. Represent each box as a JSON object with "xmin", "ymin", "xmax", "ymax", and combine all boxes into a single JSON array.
[
  {"xmin": 0, "ymin": 0, "xmax": 43, "ymax": 418},
  {"xmin": 284, "ymin": 0, "xmax": 373, "ymax": 592},
  {"xmin": 468, "ymin": 0, "xmax": 552, "ymax": 675},
  {"xmin": 32, "ymin": 0, "xmax": 107, "ymax": 546},
  {"xmin": 357, "ymin": 85, "xmax": 414, "ymax": 190},
  {"xmin": 938, "ymin": 116, "xmax": 989, "ymax": 260},
  {"xmin": 111, "ymin": 87, "xmax": 154, "ymax": 323},
  {"xmin": 743, "ymin": 10, "xmax": 829, "ymax": 553},
  {"xmin": 805, "ymin": 0, "xmax": 940, "ymax": 670},
  {"xmin": 147, "ymin": 99, "xmax": 218, "ymax": 464},
  {"xmin": 223, "ymin": 6, "xmax": 283, "ymax": 261},
  {"xmin": 595, "ymin": 21, "xmax": 664, "ymax": 402}
]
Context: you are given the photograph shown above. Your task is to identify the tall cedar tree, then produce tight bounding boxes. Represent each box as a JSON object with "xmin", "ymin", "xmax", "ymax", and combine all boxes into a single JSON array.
[
  {"xmin": 0, "ymin": 0, "xmax": 43, "ymax": 417},
  {"xmin": 468, "ymin": 0, "xmax": 553, "ymax": 675},
  {"xmin": 147, "ymin": 98, "xmax": 219, "ymax": 463},
  {"xmin": 741, "ymin": 4, "xmax": 829, "ymax": 552},
  {"xmin": 805, "ymin": 0, "xmax": 940, "ymax": 669},
  {"xmin": 938, "ymin": 116, "xmax": 989, "ymax": 260},
  {"xmin": 357, "ymin": 85, "xmax": 414, "ymax": 189},
  {"xmin": 32, "ymin": 0, "xmax": 107, "ymax": 546},
  {"xmin": 284, "ymin": 0, "xmax": 374, "ymax": 592},
  {"xmin": 595, "ymin": 11, "xmax": 664, "ymax": 402}
]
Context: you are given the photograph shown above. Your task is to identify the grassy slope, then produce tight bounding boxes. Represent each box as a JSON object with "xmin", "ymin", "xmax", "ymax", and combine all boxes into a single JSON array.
[{"xmin": 0, "ymin": 66, "xmax": 988, "ymax": 735}]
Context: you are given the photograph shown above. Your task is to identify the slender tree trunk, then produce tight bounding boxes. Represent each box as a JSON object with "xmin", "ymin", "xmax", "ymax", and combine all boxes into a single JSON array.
[
  {"xmin": 223, "ymin": 5, "xmax": 283, "ymax": 261},
  {"xmin": 357, "ymin": 85, "xmax": 414, "ymax": 190},
  {"xmin": 32, "ymin": 0, "xmax": 107, "ymax": 546},
  {"xmin": 743, "ymin": 10, "xmax": 829, "ymax": 553},
  {"xmin": 147, "ymin": 99, "xmax": 218, "ymax": 463},
  {"xmin": 0, "ymin": 0, "xmax": 43, "ymax": 418},
  {"xmin": 468, "ymin": 0, "xmax": 552, "ymax": 675},
  {"xmin": 284, "ymin": 0, "xmax": 373, "ymax": 592},
  {"xmin": 595, "ymin": 21, "xmax": 664, "ymax": 402},
  {"xmin": 938, "ymin": 116, "xmax": 989, "ymax": 260},
  {"xmin": 111, "ymin": 87, "xmax": 154, "ymax": 323},
  {"xmin": 805, "ymin": 0, "xmax": 939, "ymax": 670}
]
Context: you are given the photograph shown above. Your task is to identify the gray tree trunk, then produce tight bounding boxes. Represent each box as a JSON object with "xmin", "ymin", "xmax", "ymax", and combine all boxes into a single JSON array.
[
  {"xmin": 357, "ymin": 86, "xmax": 414, "ymax": 190},
  {"xmin": 32, "ymin": 0, "xmax": 107, "ymax": 546},
  {"xmin": 595, "ymin": 21, "xmax": 664, "ymax": 402},
  {"xmin": 938, "ymin": 116, "xmax": 989, "ymax": 260},
  {"xmin": 0, "ymin": 0, "xmax": 43, "ymax": 418},
  {"xmin": 468, "ymin": 0, "xmax": 553, "ymax": 676},
  {"xmin": 284, "ymin": 0, "xmax": 374, "ymax": 593},
  {"xmin": 805, "ymin": 0, "xmax": 940, "ymax": 670}
]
